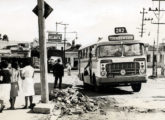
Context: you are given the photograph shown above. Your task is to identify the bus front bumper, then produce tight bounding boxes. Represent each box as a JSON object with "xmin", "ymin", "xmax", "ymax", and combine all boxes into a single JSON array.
[{"xmin": 96, "ymin": 75, "xmax": 147, "ymax": 86}]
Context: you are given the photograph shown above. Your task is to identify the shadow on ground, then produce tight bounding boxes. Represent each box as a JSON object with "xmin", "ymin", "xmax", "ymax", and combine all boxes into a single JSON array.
[
  {"xmin": 76, "ymin": 85, "xmax": 133, "ymax": 97},
  {"xmin": 34, "ymin": 83, "xmax": 73, "ymax": 95}
]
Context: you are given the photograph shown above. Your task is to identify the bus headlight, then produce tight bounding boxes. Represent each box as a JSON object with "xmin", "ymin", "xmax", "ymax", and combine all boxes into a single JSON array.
[
  {"xmin": 100, "ymin": 71, "xmax": 106, "ymax": 76},
  {"xmin": 139, "ymin": 69, "xmax": 145, "ymax": 74}
]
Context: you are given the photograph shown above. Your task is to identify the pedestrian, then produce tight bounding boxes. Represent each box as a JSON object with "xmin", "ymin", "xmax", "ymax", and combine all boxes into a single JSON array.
[
  {"xmin": 9, "ymin": 62, "xmax": 20, "ymax": 110},
  {"xmin": 21, "ymin": 60, "xmax": 35, "ymax": 109},
  {"xmin": 66, "ymin": 62, "xmax": 71, "ymax": 76},
  {"xmin": 52, "ymin": 59, "xmax": 64, "ymax": 89},
  {"xmin": 0, "ymin": 61, "xmax": 12, "ymax": 110}
]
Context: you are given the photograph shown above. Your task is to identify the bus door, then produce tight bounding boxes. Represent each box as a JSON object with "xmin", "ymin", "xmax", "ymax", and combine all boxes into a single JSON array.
[{"xmin": 84, "ymin": 47, "xmax": 93, "ymax": 84}]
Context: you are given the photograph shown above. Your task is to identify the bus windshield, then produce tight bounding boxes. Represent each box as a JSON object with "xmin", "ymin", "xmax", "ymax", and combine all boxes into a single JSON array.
[
  {"xmin": 99, "ymin": 45, "xmax": 122, "ymax": 57},
  {"xmin": 98, "ymin": 43, "xmax": 144, "ymax": 57},
  {"xmin": 123, "ymin": 44, "xmax": 144, "ymax": 56}
]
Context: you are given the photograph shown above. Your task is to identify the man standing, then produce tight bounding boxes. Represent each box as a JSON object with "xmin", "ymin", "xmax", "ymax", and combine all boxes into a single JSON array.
[{"xmin": 52, "ymin": 59, "xmax": 64, "ymax": 89}]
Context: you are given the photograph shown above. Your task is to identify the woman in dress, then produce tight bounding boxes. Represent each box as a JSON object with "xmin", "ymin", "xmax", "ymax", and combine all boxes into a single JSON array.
[
  {"xmin": 9, "ymin": 62, "xmax": 19, "ymax": 110},
  {"xmin": 21, "ymin": 60, "xmax": 35, "ymax": 109}
]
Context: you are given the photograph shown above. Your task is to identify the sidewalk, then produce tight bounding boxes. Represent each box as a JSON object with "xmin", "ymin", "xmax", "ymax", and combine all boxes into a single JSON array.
[
  {"xmin": 0, "ymin": 70, "xmax": 80, "ymax": 120},
  {"xmin": 0, "ymin": 95, "xmax": 49, "ymax": 120}
]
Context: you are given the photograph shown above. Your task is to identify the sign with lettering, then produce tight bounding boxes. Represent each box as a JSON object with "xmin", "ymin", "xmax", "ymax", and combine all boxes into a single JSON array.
[
  {"xmin": 115, "ymin": 27, "xmax": 127, "ymax": 34},
  {"xmin": 48, "ymin": 33, "xmax": 62, "ymax": 42},
  {"xmin": 108, "ymin": 34, "xmax": 134, "ymax": 41}
]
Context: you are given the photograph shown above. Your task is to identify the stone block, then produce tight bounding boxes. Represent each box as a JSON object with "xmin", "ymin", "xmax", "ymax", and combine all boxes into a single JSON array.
[{"xmin": 33, "ymin": 103, "xmax": 54, "ymax": 114}]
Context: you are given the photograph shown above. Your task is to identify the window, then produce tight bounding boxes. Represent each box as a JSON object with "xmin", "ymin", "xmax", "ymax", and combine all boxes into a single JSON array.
[
  {"xmin": 123, "ymin": 44, "xmax": 144, "ymax": 56},
  {"xmin": 99, "ymin": 45, "xmax": 122, "ymax": 57},
  {"xmin": 154, "ymin": 55, "xmax": 157, "ymax": 62},
  {"xmin": 147, "ymin": 55, "xmax": 151, "ymax": 62}
]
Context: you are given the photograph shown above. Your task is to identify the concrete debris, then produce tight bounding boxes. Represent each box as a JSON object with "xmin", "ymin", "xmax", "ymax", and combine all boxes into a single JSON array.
[{"xmin": 49, "ymin": 88, "xmax": 108, "ymax": 116}]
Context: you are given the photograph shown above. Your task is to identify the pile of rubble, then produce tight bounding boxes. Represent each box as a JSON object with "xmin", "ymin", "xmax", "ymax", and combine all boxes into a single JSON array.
[{"xmin": 49, "ymin": 88, "xmax": 108, "ymax": 116}]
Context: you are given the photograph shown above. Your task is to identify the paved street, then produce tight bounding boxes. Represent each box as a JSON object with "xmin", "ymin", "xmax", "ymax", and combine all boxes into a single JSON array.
[{"xmin": 0, "ymin": 68, "xmax": 165, "ymax": 120}]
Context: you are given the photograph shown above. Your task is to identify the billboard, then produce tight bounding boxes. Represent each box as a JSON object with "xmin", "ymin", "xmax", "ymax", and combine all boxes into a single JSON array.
[{"xmin": 48, "ymin": 33, "xmax": 62, "ymax": 42}]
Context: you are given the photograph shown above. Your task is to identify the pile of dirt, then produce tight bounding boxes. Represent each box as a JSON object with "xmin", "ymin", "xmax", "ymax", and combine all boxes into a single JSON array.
[{"xmin": 49, "ymin": 88, "xmax": 108, "ymax": 116}]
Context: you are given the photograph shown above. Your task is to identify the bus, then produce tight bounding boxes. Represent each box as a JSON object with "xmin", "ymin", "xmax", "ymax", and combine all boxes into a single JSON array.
[{"xmin": 78, "ymin": 27, "xmax": 147, "ymax": 92}]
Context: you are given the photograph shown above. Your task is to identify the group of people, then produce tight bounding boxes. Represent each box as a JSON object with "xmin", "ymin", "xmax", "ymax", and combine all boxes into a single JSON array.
[
  {"xmin": 0, "ymin": 60, "xmax": 35, "ymax": 111},
  {"xmin": 0, "ymin": 58, "xmax": 72, "ymax": 112}
]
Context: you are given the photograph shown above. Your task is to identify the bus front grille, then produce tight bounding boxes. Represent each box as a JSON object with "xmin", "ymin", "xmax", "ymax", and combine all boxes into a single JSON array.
[{"xmin": 106, "ymin": 62, "xmax": 140, "ymax": 77}]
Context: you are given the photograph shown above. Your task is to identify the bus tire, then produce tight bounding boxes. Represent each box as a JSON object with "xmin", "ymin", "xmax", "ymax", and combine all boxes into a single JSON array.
[
  {"xmin": 82, "ymin": 74, "xmax": 89, "ymax": 89},
  {"xmin": 131, "ymin": 83, "xmax": 141, "ymax": 92},
  {"xmin": 93, "ymin": 74, "xmax": 99, "ymax": 92}
]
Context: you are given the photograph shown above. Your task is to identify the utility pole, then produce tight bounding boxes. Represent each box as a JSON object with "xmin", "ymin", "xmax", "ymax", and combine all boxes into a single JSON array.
[
  {"xmin": 37, "ymin": 0, "xmax": 49, "ymax": 103},
  {"xmin": 56, "ymin": 22, "xmax": 62, "ymax": 33},
  {"xmin": 149, "ymin": 0, "xmax": 165, "ymax": 77},
  {"xmin": 61, "ymin": 23, "xmax": 69, "ymax": 66},
  {"xmin": 152, "ymin": 40, "xmax": 156, "ymax": 77},
  {"xmin": 140, "ymin": 8, "xmax": 148, "ymax": 37}
]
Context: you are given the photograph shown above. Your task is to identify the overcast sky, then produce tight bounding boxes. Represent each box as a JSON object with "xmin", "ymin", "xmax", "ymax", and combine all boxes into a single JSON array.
[{"xmin": 0, "ymin": 0, "xmax": 165, "ymax": 45}]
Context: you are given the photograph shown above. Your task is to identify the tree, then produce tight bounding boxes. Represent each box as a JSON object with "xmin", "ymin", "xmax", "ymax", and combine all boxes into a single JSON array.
[{"xmin": 2, "ymin": 34, "xmax": 9, "ymax": 41}]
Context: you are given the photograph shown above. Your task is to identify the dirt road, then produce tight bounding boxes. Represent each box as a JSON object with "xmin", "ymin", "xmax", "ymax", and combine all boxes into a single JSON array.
[
  {"xmin": 1, "ymin": 69, "xmax": 165, "ymax": 120},
  {"xmin": 46, "ymin": 69, "xmax": 165, "ymax": 120}
]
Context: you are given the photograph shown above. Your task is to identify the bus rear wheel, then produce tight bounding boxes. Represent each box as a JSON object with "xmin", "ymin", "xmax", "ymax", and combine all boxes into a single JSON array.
[
  {"xmin": 82, "ymin": 74, "xmax": 89, "ymax": 90},
  {"xmin": 131, "ymin": 83, "xmax": 141, "ymax": 92}
]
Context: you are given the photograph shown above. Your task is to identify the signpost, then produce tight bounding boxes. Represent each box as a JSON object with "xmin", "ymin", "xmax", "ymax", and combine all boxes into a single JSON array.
[{"xmin": 33, "ymin": 0, "xmax": 53, "ymax": 103}]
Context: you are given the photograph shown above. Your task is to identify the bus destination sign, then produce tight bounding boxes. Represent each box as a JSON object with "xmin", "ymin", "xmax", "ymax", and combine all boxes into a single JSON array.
[{"xmin": 108, "ymin": 34, "xmax": 134, "ymax": 41}]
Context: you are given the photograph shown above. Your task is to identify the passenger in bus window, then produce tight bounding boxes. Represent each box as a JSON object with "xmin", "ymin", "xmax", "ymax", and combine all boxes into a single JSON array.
[{"xmin": 114, "ymin": 48, "xmax": 122, "ymax": 56}]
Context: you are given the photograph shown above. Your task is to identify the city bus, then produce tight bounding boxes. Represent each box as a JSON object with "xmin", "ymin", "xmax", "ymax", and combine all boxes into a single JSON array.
[{"xmin": 78, "ymin": 27, "xmax": 147, "ymax": 92}]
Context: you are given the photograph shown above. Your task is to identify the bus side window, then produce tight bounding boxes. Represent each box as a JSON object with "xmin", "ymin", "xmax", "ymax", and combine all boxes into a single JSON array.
[
  {"xmin": 96, "ymin": 47, "xmax": 99, "ymax": 57},
  {"xmin": 86, "ymin": 48, "xmax": 88, "ymax": 58},
  {"xmin": 91, "ymin": 45, "xmax": 96, "ymax": 57},
  {"xmin": 83, "ymin": 49, "xmax": 85, "ymax": 58},
  {"xmin": 79, "ymin": 51, "xmax": 82, "ymax": 58}
]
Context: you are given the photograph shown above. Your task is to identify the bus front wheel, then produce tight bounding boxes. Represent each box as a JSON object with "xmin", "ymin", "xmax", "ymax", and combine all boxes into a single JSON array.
[
  {"xmin": 131, "ymin": 83, "xmax": 141, "ymax": 92},
  {"xmin": 93, "ymin": 74, "xmax": 100, "ymax": 92},
  {"xmin": 82, "ymin": 74, "xmax": 89, "ymax": 90}
]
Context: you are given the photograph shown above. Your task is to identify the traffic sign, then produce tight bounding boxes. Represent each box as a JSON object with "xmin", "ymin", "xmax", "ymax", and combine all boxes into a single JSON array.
[{"xmin": 33, "ymin": 1, "xmax": 53, "ymax": 19}]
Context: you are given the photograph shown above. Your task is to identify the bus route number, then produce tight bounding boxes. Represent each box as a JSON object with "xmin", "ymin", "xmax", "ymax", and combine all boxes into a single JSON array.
[{"xmin": 115, "ymin": 27, "xmax": 127, "ymax": 34}]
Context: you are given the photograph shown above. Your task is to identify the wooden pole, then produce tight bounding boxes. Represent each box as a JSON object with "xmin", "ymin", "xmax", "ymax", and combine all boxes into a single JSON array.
[{"xmin": 37, "ymin": 0, "xmax": 49, "ymax": 103}]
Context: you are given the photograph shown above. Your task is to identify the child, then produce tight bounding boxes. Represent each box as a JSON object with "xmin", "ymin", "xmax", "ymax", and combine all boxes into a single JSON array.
[{"xmin": 66, "ymin": 62, "xmax": 71, "ymax": 76}]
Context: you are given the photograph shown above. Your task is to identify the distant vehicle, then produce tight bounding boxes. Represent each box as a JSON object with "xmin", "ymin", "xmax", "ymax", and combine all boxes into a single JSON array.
[
  {"xmin": 78, "ymin": 27, "xmax": 147, "ymax": 92},
  {"xmin": 48, "ymin": 56, "xmax": 63, "ymax": 73}
]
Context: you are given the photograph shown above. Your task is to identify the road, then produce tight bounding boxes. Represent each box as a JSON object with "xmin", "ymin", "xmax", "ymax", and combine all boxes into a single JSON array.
[
  {"xmin": 43, "ymin": 68, "xmax": 165, "ymax": 120},
  {"xmin": 1, "ymin": 68, "xmax": 165, "ymax": 120}
]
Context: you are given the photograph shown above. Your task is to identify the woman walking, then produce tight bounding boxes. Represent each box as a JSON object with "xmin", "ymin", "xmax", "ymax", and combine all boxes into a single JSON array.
[
  {"xmin": 9, "ymin": 62, "xmax": 19, "ymax": 110},
  {"xmin": 21, "ymin": 60, "xmax": 35, "ymax": 109}
]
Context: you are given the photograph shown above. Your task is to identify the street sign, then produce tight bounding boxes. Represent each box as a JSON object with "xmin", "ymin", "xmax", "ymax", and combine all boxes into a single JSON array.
[{"xmin": 33, "ymin": 1, "xmax": 53, "ymax": 19}]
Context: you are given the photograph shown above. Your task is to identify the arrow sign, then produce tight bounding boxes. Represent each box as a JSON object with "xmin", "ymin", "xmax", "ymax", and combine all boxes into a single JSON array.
[{"xmin": 33, "ymin": 1, "xmax": 53, "ymax": 19}]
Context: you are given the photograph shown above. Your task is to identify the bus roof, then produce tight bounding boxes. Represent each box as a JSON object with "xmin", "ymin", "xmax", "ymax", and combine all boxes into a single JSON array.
[
  {"xmin": 97, "ymin": 40, "xmax": 144, "ymax": 45},
  {"xmin": 79, "ymin": 40, "xmax": 144, "ymax": 50}
]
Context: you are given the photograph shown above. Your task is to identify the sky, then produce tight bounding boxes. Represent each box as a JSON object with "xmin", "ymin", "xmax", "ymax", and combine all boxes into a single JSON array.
[{"xmin": 0, "ymin": 0, "xmax": 165, "ymax": 46}]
